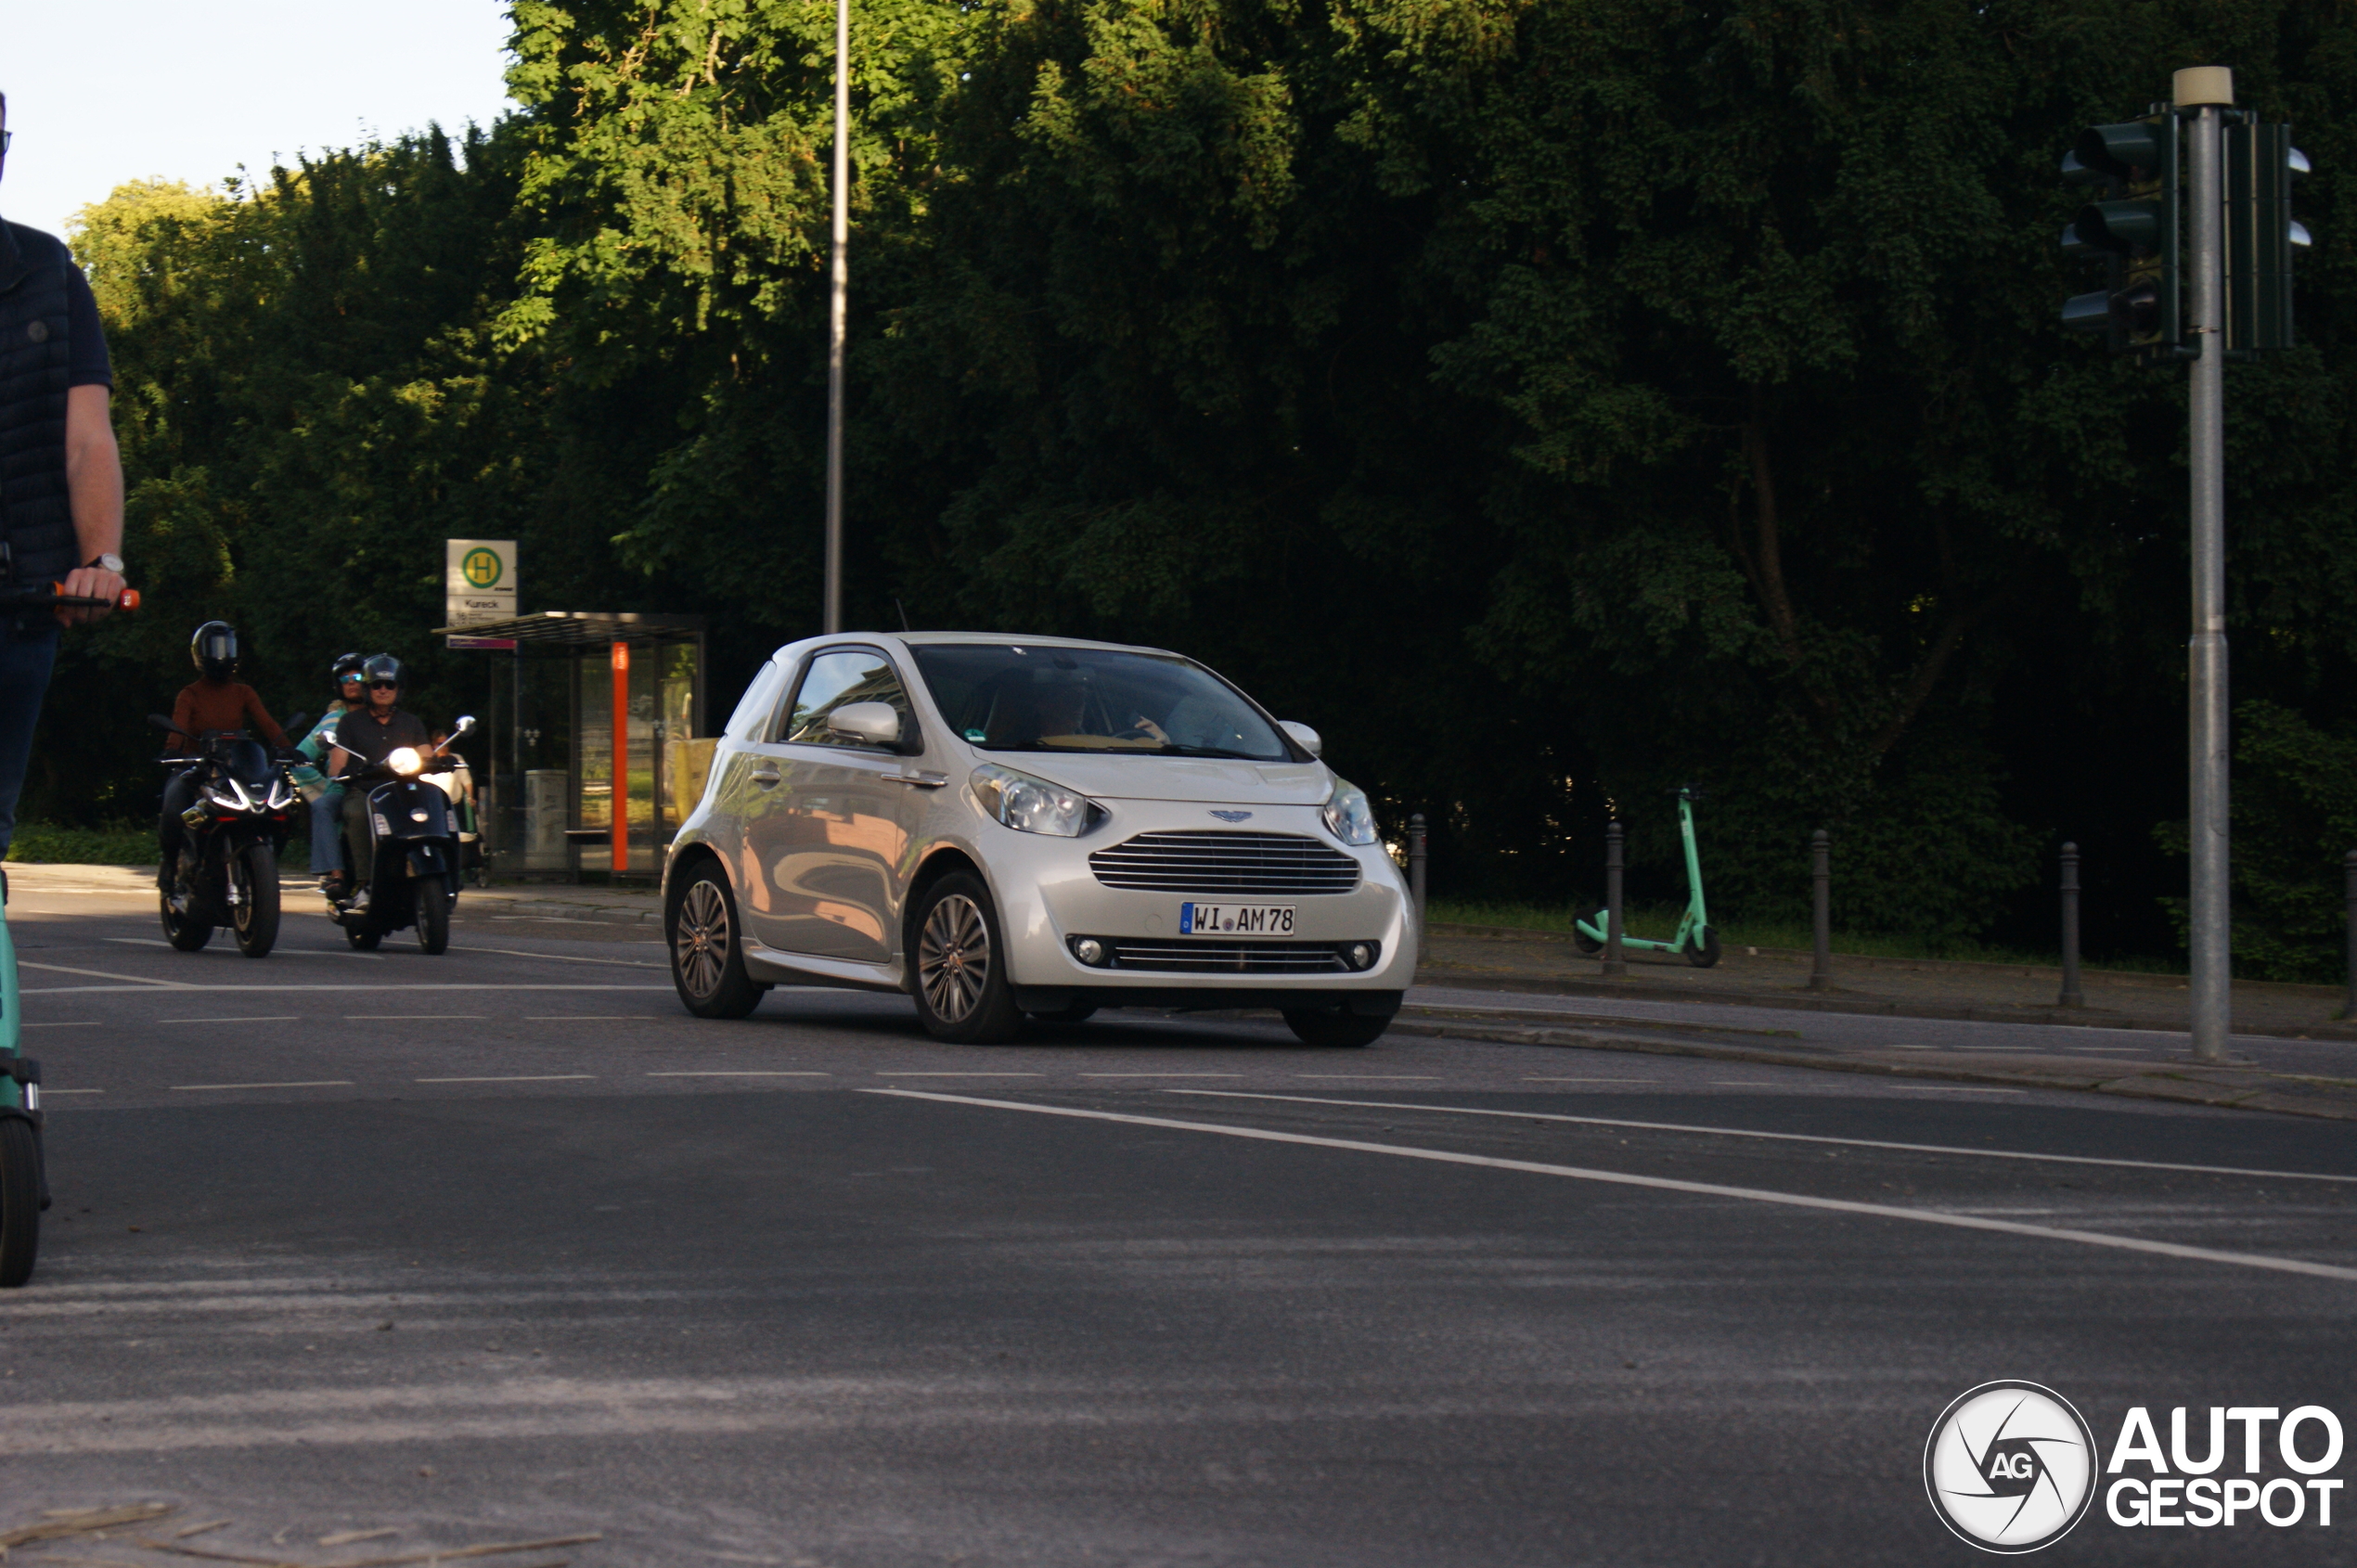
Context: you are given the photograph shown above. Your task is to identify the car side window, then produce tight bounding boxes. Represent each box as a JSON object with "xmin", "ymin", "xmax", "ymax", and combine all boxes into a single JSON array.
[{"xmin": 780, "ymin": 649, "xmax": 914, "ymax": 750}]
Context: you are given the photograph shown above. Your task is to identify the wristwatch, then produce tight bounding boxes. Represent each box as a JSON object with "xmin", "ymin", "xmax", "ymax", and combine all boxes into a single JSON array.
[{"xmin": 88, "ymin": 553, "xmax": 123, "ymax": 573}]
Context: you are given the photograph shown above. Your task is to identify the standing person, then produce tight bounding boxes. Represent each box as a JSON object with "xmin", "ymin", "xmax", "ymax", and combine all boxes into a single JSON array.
[
  {"xmin": 0, "ymin": 90, "xmax": 127, "ymax": 855},
  {"xmin": 294, "ymin": 653, "xmax": 366, "ymax": 892},
  {"xmin": 158, "ymin": 623, "xmax": 287, "ymax": 895},
  {"xmin": 328, "ymin": 655, "xmax": 429, "ymax": 910}
]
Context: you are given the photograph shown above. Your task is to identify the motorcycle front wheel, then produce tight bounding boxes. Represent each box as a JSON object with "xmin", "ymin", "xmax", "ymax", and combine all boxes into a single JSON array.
[
  {"xmin": 161, "ymin": 887, "xmax": 213, "ymax": 951},
  {"xmin": 0, "ymin": 1116, "xmax": 40, "ymax": 1288},
  {"xmin": 232, "ymin": 842, "xmax": 280, "ymax": 958},
  {"xmin": 414, "ymin": 872, "xmax": 450, "ymax": 955}
]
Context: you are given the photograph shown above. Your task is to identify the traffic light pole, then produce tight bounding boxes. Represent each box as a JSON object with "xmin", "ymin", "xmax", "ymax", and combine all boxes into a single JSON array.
[
  {"xmin": 2181, "ymin": 69, "xmax": 2232, "ymax": 1062},
  {"xmin": 822, "ymin": 0, "xmax": 850, "ymax": 636}
]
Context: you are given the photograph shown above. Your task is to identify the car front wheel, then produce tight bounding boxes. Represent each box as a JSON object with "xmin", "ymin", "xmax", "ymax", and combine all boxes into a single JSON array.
[
  {"xmin": 670, "ymin": 865, "xmax": 768, "ymax": 1019},
  {"xmin": 910, "ymin": 873, "xmax": 1024, "ymax": 1045}
]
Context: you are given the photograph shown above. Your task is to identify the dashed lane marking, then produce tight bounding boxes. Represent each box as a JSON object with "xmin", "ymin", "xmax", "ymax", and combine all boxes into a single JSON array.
[
  {"xmin": 874, "ymin": 1072, "xmax": 1043, "ymax": 1077},
  {"xmin": 1081, "ymin": 1073, "xmax": 1246, "ymax": 1078},
  {"xmin": 19, "ymin": 961, "xmax": 194, "ymax": 988},
  {"xmin": 415, "ymin": 1074, "xmax": 598, "ymax": 1084},
  {"xmin": 1524, "ymin": 1077, "xmax": 1661, "ymax": 1084},
  {"xmin": 171, "ymin": 1081, "xmax": 354, "ymax": 1091},
  {"xmin": 26, "ymin": 983, "xmax": 675, "ymax": 995},
  {"xmin": 23, "ymin": 1021, "xmax": 101, "ymax": 1028},
  {"xmin": 874, "ymin": 1088, "xmax": 2357, "ymax": 1284},
  {"xmin": 1165, "ymin": 1090, "xmax": 2357, "ymax": 1185},
  {"xmin": 156, "ymin": 1016, "xmax": 302, "ymax": 1024},
  {"xmin": 346, "ymin": 1014, "xmax": 487, "ymax": 1021},
  {"xmin": 646, "ymin": 1071, "xmax": 831, "ymax": 1078}
]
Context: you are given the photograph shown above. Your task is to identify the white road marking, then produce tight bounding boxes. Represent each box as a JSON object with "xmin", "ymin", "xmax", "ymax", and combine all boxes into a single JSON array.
[
  {"xmin": 171, "ymin": 1081, "xmax": 354, "ymax": 1091},
  {"xmin": 522, "ymin": 1015, "xmax": 662, "ymax": 1022},
  {"xmin": 105, "ymin": 937, "xmax": 369, "ymax": 959},
  {"xmin": 23, "ymin": 1021, "xmax": 102, "ymax": 1028},
  {"xmin": 456, "ymin": 945, "xmax": 664, "ymax": 970},
  {"xmin": 1710, "ymin": 1081, "xmax": 1780, "ymax": 1086},
  {"xmin": 39, "ymin": 1088, "xmax": 103, "ymax": 1095},
  {"xmin": 19, "ymin": 961, "xmax": 194, "ymax": 988},
  {"xmin": 645, "ymin": 1071, "xmax": 831, "ymax": 1078},
  {"xmin": 876, "ymin": 1089, "xmax": 2357, "ymax": 1283},
  {"xmin": 1081, "ymin": 1073, "xmax": 1246, "ymax": 1078},
  {"xmin": 347, "ymin": 1014, "xmax": 487, "ymax": 1021},
  {"xmin": 1294, "ymin": 1074, "xmax": 1439, "ymax": 1080},
  {"xmin": 1897, "ymin": 1086, "xmax": 2025, "ymax": 1094},
  {"xmin": 156, "ymin": 1016, "xmax": 303, "ymax": 1024},
  {"xmin": 1166, "ymin": 1091, "xmax": 2357, "ymax": 1186},
  {"xmin": 873, "ymin": 1072, "xmax": 1043, "ymax": 1077},
  {"xmin": 1524, "ymin": 1077, "xmax": 1660, "ymax": 1084},
  {"xmin": 416, "ymin": 1074, "xmax": 598, "ymax": 1084}
]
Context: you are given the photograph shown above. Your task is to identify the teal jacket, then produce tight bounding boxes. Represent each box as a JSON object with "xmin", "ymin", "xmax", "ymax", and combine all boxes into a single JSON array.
[{"xmin": 293, "ymin": 704, "xmax": 351, "ymax": 803}]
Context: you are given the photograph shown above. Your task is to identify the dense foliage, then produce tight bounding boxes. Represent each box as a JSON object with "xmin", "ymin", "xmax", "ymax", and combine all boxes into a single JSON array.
[{"xmin": 33, "ymin": 0, "xmax": 2357, "ymax": 973}]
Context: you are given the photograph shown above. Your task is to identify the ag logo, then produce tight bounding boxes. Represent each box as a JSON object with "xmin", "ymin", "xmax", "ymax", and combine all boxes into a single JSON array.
[
  {"xmin": 460, "ymin": 546, "xmax": 505, "ymax": 588},
  {"xmin": 1925, "ymin": 1382, "xmax": 2097, "ymax": 1553}
]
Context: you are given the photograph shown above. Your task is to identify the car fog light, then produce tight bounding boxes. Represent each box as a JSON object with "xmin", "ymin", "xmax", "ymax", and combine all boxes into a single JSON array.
[
  {"xmin": 1347, "ymin": 943, "xmax": 1373, "ymax": 970},
  {"xmin": 1072, "ymin": 937, "xmax": 1107, "ymax": 966}
]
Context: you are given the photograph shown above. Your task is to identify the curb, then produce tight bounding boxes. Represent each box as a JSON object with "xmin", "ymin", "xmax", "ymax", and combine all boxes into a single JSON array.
[{"xmin": 1388, "ymin": 1015, "xmax": 2357, "ymax": 1123}]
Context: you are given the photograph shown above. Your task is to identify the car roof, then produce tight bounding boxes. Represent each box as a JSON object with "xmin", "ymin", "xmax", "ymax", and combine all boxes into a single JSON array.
[{"xmin": 818, "ymin": 631, "xmax": 1184, "ymax": 659}]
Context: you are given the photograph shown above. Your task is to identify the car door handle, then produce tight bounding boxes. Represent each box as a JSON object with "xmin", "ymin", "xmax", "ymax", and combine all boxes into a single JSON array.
[
  {"xmin": 888, "ymin": 772, "xmax": 949, "ymax": 789},
  {"xmin": 750, "ymin": 767, "xmax": 781, "ymax": 787}
]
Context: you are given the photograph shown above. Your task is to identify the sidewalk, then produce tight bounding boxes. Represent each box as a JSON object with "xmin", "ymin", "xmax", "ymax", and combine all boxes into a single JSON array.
[{"xmin": 1418, "ymin": 920, "xmax": 2357, "ymax": 1040}]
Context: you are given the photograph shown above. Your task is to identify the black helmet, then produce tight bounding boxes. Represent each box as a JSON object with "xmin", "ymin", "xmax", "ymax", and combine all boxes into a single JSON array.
[
  {"xmin": 330, "ymin": 650, "xmax": 367, "ymax": 689},
  {"xmin": 191, "ymin": 622, "xmax": 239, "ymax": 682},
  {"xmin": 360, "ymin": 653, "xmax": 403, "ymax": 693}
]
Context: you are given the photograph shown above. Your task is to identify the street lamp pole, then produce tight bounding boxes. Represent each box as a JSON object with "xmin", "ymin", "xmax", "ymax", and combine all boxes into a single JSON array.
[
  {"xmin": 822, "ymin": 0, "xmax": 850, "ymax": 635},
  {"xmin": 2179, "ymin": 66, "xmax": 2232, "ymax": 1063}
]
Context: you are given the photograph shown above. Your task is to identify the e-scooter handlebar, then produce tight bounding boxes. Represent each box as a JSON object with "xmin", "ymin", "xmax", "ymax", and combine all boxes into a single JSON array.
[{"xmin": 0, "ymin": 584, "xmax": 141, "ymax": 611}]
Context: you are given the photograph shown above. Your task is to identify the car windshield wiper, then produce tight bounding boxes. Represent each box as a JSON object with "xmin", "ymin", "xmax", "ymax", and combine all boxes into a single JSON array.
[{"xmin": 1148, "ymin": 744, "xmax": 1269, "ymax": 760}]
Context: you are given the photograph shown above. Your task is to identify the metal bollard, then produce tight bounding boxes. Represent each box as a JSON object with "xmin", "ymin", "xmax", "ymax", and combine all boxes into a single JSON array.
[
  {"xmin": 2343, "ymin": 850, "xmax": 2357, "ymax": 1022},
  {"xmin": 1604, "ymin": 822, "xmax": 1627, "ymax": 976},
  {"xmin": 2057, "ymin": 842, "xmax": 2085, "ymax": 1008},
  {"xmin": 1809, "ymin": 829, "xmax": 1832, "ymax": 991},
  {"xmin": 1407, "ymin": 814, "xmax": 1428, "ymax": 937}
]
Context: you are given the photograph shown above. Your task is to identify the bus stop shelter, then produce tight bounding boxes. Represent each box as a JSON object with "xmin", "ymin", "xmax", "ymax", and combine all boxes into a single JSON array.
[{"xmin": 432, "ymin": 610, "xmax": 712, "ymax": 880}]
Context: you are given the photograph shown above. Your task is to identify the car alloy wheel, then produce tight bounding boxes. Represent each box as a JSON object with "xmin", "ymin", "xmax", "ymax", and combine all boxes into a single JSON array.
[
  {"xmin": 919, "ymin": 893, "xmax": 991, "ymax": 1024},
  {"xmin": 676, "ymin": 879, "xmax": 732, "ymax": 1000}
]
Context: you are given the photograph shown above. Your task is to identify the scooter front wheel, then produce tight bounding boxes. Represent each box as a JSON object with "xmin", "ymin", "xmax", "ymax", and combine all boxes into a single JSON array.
[
  {"xmin": 0, "ymin": 1116, "xmax": 40, "ymax": 1288},
  {"xmin": 1571, "ymin": 911, "xmax": 1604, "ymax": 956},
  {"xmin": 1685, "ymin": 925, "xmax": 1721, "ymax": 968},
  {"xmin": 415, "ymin": 872, "xmax": 451, "ymax": 955}
]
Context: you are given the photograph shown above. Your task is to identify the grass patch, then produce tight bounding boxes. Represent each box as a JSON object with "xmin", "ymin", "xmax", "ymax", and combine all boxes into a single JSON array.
[
  {"xmin": 6, "ymin": 820, "xmax": 157, "ymax": 865},
  {"xmin": 1426, "ymin": 897, "xmax": 2186, "ymax": 974}
]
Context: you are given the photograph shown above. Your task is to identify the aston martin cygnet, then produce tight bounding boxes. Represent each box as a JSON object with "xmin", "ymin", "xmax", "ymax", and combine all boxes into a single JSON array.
[{"xmin": 662, "ymin": 634, "xmax": 1413, "ymax": 1045}]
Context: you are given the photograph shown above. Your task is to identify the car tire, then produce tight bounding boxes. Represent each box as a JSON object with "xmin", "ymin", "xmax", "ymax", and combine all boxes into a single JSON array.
[
  {"xmin": 669, "ymin": 864, "xmax": 768, "ymax": 1019},
  {"xmin": 1282, "ymin": 1006, "xmax": 1392, "ymax": 1048},
  {"xmin": 910, "ymin": 873, "xmax": 1024, "ymax": 1045}
]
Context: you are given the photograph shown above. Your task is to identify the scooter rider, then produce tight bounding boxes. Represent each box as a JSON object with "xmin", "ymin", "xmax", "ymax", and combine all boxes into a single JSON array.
[
  {"xmin": 294, "ymin": 653, "xmax": 365, "ymax": 892},
  {"xmin": 328, "ymin": 654, "xmax": 429, "ymax": 910},
  {"xmin": 159, "ymin": 623, "xmax": 286, "ymax": 895}
]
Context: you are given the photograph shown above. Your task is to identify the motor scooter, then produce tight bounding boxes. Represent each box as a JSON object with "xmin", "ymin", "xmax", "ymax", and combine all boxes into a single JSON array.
[
  {"xmin": 148, "ymin": 711, "xmax": 308, "ymax": 957},
  {"xmin": 1, "ymin": 580, "xmax": 140, "ymax": 1285},
  {"xmin": 326, "ymin": 716, "xmax": 477, "ymax": 953}
]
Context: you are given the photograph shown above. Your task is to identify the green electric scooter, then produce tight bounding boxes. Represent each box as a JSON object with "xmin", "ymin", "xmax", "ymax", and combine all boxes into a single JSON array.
[{"xmin": 1572, "ymin": 786, "xmax": 1721, "ymax": 968}]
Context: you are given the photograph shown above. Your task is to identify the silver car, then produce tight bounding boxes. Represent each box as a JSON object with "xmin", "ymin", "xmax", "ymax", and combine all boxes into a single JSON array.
[{"xmin": 662, "ymin": 633, "xmax": 1414, "ymax": 1046}]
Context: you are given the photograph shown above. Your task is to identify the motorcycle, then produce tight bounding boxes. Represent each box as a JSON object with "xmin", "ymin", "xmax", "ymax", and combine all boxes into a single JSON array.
[
  {"xmin": 148, "ymin": 711, "xmax": 309, "ymax": 958},
  {"xmin": 327, "ymin": 716, "xmax": 478, "ymax": 954}
]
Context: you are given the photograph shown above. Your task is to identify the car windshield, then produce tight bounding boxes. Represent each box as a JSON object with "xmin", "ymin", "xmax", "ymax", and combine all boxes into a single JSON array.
[{"xmin": 910, "ymin": 644, "xmax": 1292, "ymax": 760}]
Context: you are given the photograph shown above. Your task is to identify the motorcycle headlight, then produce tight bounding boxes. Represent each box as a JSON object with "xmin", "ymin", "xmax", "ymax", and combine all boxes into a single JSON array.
[
  {"xmin": 387, "ymin": 747, "xmax": 424, "ymax": 777},
  {"xmin": 265, "ymin": 778, "xmax": 295, "ymax": 810},
  {"xmin": 1320, "ymin": 779, "xmax": 1380, "ymax": 846},
  {"xmin": 970, "ymin": 764, "xmax": 1097, "ymax": 838}
]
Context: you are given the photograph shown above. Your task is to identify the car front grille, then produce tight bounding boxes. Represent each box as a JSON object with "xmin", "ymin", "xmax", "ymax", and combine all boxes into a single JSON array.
[
  {"xmin": 1104, "ymin": 940, "xmax": 1353, "ymax": 974},
  {"xmin": 1088, "ymin": 830, "xmax": 1360, "ymax": 895}
]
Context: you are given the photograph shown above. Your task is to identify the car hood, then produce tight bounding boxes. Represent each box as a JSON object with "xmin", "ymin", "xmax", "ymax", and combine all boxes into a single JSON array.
[{"xmin": 984, "ymin": 753, "xmax": 1333, "ymax": 805}]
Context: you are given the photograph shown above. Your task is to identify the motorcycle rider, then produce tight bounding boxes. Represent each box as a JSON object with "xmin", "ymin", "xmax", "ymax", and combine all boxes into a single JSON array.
[
  {"xmin": 158, "ymin": 623, "xmax": 286, "ymax": 895},
  {"xmin": 327, "ymin": 653, "xmax": 430, "ymax": 910},
  {"xmin": 293, "ymin": 653, "xmax": 366, "ymax": 892}
]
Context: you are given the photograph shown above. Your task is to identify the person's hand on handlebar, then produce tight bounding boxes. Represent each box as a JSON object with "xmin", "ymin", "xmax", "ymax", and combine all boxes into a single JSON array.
[{"xmin": 55, "ymin": 562, "xmax": 124, "ymax": 628}]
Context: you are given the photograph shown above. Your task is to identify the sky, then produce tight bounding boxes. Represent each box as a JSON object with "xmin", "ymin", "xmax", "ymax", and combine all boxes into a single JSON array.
[{"xmin": 1, "ymin": 0, "xmax": 518, "ymax": 240}]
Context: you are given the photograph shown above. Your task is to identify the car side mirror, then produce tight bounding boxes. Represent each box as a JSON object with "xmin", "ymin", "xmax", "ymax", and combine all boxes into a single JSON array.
[
  {"xmin": 1279, "ymin": 721, "xmax": 1321, "ymax": 758},
  {"xmin": 828, "ymin": 701, "xmax": 904, "ymax": 751}
]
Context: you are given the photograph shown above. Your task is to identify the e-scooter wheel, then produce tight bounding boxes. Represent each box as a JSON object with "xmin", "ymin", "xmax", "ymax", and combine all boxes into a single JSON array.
[
  {"xmin": 1571, "ymin": 911, "xmax": 1605, "ymax": 956},
  {"xmin": 161, "ymin": 891, "xmax": 213, "ymax": 952},
  {"xmin": 1685, "ymin": 925, "xmax": 1721, "ymax": 968},
  {"xmin": 232, "ymin": 842, "xmax": 281, "ymax": 958},
  {"xmin": 0, "ymin": 1117, "xmax": 40, "ymax": 1288}
]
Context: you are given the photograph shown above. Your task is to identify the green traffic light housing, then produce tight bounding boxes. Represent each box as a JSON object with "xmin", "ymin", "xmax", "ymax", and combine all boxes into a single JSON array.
[
  {"xmin": 2072, "ymin": 122, "xmax": 2171, "ymax": 183},
  {"xmin": 2057, "ymin": 112, "xmax": 2180, "ymax": 357},
  {"xmin": 2223, "ymin": 119, "xmax": 2310, "ymax": 353}
]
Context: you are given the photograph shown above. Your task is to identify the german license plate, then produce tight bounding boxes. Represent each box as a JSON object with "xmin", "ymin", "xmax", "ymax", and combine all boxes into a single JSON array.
[{"xmin": 1179, "ymin": 902, "xmax": 1294, "ymax": 936}]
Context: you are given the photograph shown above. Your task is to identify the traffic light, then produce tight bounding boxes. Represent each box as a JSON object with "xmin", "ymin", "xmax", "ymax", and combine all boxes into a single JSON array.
[
  {"xmin": 2223, "ymin": 119, "xmax": 2312, "ymax": 353},
  {"xmin": 2060, "ymin": 115, "xmax": 2180, "ymax": 356}
]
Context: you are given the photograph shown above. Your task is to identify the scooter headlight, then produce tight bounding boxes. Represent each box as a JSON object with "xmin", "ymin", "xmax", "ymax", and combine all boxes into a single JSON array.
[{"xmin": 387, "ymin": 747, "xmax": 425, "ymax": 777}]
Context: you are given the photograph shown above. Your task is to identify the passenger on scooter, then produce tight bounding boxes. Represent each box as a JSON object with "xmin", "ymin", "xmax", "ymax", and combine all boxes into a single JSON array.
[
  {"xmin": 158, "ymin": 623, "xmax": 286, "ymax": 895},
  {"xmin": 328, "ymin": 654, "xmax": 429, "ymax": 911},
  {"xmin": 294, "ymin": 653, "xmax": 366, "ymax": 893}
]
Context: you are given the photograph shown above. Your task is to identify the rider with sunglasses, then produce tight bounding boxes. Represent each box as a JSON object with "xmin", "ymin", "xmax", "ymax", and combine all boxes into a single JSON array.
[{"xmin": 325, "ymin": 654, "xmax": 430, "ymax": 908}]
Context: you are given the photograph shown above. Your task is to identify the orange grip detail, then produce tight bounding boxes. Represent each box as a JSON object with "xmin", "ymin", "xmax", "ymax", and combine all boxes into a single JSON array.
[{"xmin": 119, "ymin": 588, "xmax": 141, "ymax": 610}]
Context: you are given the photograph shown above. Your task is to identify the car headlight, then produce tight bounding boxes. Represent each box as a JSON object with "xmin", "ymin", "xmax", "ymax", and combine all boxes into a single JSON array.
[
  {"xmin": 387, "ymin": 747, "xmax": 424, "ymax": 777},
  {"xmin": 970, "ymin": 763, "xmax": 1097, "ymax": 837},
  {"xmin": 1320, "ymin": 779, "xmax": 1379, "ymax": 846}
]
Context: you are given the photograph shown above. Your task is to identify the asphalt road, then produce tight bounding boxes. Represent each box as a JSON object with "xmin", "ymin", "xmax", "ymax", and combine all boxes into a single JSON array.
[{"xmin": 5, "ymin": 883, "xmax": 2354, "ymax": 1566}]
